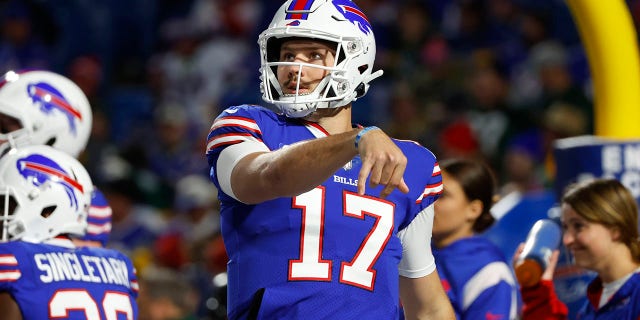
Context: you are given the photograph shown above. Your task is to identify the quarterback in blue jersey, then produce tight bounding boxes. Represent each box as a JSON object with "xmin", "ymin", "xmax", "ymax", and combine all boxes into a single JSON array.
[
  {"xmin": 0, "ymin": 146, "xmax": 138, "ymax": 319},
  {"xmin": 205, "ymin": 0, "xmax": 454, "ymax": 319}
]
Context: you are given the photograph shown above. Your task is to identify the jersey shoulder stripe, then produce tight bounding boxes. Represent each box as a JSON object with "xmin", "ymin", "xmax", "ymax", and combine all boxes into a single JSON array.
[
  {"xmin": 88, "ymin": 205, "xmax": 111, "ymax": 218},
  {"xmin": 207, "ymin": 132, "xmax": 263, "ymax": 152},
  {"xmin": 0, "ymin": 254, "xmax": 20, "ymax": 282},
  {"xmin": 87, "ymin": 204, "xmax": 112, "ymax": 235},
  {"xmin": 0, "ymin": 254, "xmax": 17, "ymax": 265},
  {"xmin": 86, "ymin": 222, "xmax": 112, "ymax": 235},
  {"xmin": 210, "ymin": 116, "xmax": 262, "ymax": 133},
  {"xmin": 0, "ymin": 270, "xmax": 20, "ymax": 282},
  {"xmin": 416, "ymin": 162, "xmax": 443, "ymax": 204},
  {"xmin": 206, "ymin": 106, "xmax": 275, "ymax": 155}
]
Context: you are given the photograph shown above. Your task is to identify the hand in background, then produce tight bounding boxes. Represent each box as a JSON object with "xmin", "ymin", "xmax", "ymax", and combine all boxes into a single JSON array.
[
  {"xmin": 513, "ymin": 242, "xmax": 560, "ymax": 281},
  {"xmin": 541, "ymin": 249, "xmax": 560, "ymax": 281}
]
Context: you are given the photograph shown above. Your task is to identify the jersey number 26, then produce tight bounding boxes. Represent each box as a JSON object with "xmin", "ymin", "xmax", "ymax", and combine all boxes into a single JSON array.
[{"xmin": 50, "ymin": 289, "xmax": 134, "ymax": 320}]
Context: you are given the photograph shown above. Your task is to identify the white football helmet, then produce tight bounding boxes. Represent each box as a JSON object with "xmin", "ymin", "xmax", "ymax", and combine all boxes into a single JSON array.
[
  {"xmin": 0, "ymin": 70, "xmax": 93, "ymax": 157},
  {"xmin": 0, "ymin": 145, "xmax": 93, "ymax": 243},
  {"xmin": 258, "ymin": 0, "xmax": 383, "ymax": 118}
]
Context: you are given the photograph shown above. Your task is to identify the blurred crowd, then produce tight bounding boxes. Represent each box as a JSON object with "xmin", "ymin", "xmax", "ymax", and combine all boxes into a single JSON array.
[{"xmin": 1, "ymin": 0, "xmax": 639, "ymax": 318}]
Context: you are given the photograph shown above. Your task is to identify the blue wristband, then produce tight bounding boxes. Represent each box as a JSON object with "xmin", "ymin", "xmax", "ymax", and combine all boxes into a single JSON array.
[{"xmin": 355, "ymin": 126, "xmax": 380, "ymax": 149}]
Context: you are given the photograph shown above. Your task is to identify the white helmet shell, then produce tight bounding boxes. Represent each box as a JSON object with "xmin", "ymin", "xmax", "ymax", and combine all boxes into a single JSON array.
[
  {"xmin": 0, "ymin": 70, "xmax": 93, "ymax": 157},
  {"xmin": 0, "ymin": 145, "xmax": 93, "ymax": 243},
  {"xmin": 258, "ymin": 0, "xmax": 383, "ymax": 118}
]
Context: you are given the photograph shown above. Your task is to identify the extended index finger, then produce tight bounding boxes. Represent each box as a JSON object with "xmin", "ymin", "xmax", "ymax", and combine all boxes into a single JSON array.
[{"xmin": 358, "ymin": 160, "xmax": 373, "ymax": 195}]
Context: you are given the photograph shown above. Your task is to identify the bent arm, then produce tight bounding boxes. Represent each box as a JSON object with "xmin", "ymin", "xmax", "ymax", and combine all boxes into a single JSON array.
[{"xmin": 226, "ymin": 129, "xmax": 360, "ymax": 204}]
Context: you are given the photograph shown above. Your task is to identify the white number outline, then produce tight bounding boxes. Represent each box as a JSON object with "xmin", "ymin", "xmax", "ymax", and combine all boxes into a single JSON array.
[
  {"xmin": 288, "ymin": 187, "xmax": 395, "ymax": 290},
  {"xmin": 289, "ymin": 186, "xmax": 333, "ymax": 281},
  {"xmin": 49, "ymin": 289, "xmax": 134, "ymax": 320}
]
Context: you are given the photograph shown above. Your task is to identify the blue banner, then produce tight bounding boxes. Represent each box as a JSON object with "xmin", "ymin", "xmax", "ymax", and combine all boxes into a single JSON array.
[{"xmin": 554, "ymin": 135, "xmax": 640, "ymax": 202}]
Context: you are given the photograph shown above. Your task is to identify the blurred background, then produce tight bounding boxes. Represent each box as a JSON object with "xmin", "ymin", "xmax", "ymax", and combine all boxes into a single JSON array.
[{"xmin": 1, "ymin": 0, "xmax": 639, "ymax": 319}]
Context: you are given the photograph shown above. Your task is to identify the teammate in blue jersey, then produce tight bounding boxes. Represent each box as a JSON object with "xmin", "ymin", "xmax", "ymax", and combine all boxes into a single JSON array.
[
  {"xmin": 0, "ymin": 145, "xmax": 139, "ymax": 320},
  {"xmin": 77, "ymin": 189, "xmax": 112, "ymax": 247},
  {"xmin": 205, "ymin": 0, "xmax": 454, "ymax": 319},
  {"xmin": 0, "ymin": 69, "xmax": 115, "ymax": 318},
  {"xmin": 0, "ymin": 70, "xmax": 113, "ymax": 248},
  {"xmin": 432, "ymin": 158, "xmax": 521, "ymax": 319}
]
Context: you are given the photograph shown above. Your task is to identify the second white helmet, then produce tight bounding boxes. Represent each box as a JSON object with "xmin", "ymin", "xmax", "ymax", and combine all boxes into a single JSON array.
[
  {"xmin": 0, "ymin": 145, "xmax": 93, "ymax": 243},
  {"xmin": 0, "ymin": 70, "xmax": 93, "ymax": 157}
]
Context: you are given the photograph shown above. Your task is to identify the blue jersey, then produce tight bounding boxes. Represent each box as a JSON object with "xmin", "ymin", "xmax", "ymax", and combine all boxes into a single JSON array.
[
  {"xmin": 206, "ymin": 105, "xmax": 442, "ymax": 320},
  {"xmin": 577, "ymin": 272, "xmax": 640, "ymax": 319},
  {"xmin": 0, "ymin": 239, "xmax": 139, "ymax": 319},
  {"xmin": 83, "ymin": 188, "xmax": 112, "ymax": 247},
  {"xmin": 433, "ymin": 236, "xmax": 521, "ymax": 320}
]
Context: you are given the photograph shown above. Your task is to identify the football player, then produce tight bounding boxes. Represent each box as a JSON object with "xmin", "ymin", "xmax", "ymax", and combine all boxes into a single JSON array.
[
  {"xmin": 0, "ymin": 145, "xmax": 138, "ymax": 319},
  {"xmin": 205, "ymin": 0, "xmax": 454, "ymax": 318},
  {"xmin": 0, "ymin": 70, "xmax": 111, "ymax": 248}
]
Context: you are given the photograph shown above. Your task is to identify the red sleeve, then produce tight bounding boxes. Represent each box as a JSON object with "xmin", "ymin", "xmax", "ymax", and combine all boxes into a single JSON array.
[{"xmin": 522, "ymin": 280, "xmax": 569, "ymax": 320}]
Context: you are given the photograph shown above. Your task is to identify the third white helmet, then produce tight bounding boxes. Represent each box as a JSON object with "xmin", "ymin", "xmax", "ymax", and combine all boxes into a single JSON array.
[{"xmin": 0, "ymin": 70, "xmax": 93, "ymax": 157}]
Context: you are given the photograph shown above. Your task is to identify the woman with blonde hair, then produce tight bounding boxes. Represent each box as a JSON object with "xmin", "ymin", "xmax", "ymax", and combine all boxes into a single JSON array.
[
  {"xmin": 521, "ymin": 178, "xmax": 640, "ymax": 318},
  {"xmin": 561, "ymin": 178, "xmax": 640, "ymax": 317}
]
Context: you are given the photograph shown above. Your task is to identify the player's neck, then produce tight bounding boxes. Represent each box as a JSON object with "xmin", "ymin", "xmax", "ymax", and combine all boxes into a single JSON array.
[
  {"xmin": 311, "ymin": 105, "xmax": 353, "ymax": 135},
  {"xmin": 41, "ymin": 236, "xmax": 75, "ymax": 248}
]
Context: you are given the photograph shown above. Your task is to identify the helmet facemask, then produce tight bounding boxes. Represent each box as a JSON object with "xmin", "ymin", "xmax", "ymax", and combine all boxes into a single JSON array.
[
  {"xmin": 0, "ymin": 190, "xmax": 19, "ymax": 242},
  {"xmin": 261, "ymin": 34, "xmax": 358, "ymax": 118},
  {"xmin": 0, "ymin": 104, "xmax": 32, "ymax": 157}
]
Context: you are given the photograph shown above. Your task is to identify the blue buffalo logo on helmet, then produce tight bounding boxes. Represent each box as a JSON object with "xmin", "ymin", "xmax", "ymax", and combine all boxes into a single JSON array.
[
  {"xmin": 284, "ymin": 0, "xmax": 371, "ymax": 36},
  {"xmin": 332, "ymin": 0, "xmax": 371, "ymax": 35},
  {"xmin": 17, "ymin": 154, "xmax": 84, "ymax": 210},
  {"xmin": 26, "ymin": 82, "xmax": 83, "ymax": 135}
]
